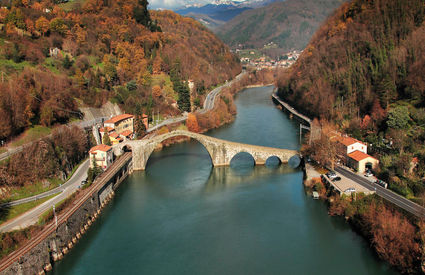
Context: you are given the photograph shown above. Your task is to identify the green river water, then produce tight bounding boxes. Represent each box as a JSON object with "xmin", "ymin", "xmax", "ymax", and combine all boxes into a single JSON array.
[{"xmin": 52, "ymin": 86, "xmax": 398, "ymax": 275}]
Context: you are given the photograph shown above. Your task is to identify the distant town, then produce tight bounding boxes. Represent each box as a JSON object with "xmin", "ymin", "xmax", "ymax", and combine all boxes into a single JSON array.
[{"xmin": 233, "ymin": 43, "xmax": 302, "ymax": 70}]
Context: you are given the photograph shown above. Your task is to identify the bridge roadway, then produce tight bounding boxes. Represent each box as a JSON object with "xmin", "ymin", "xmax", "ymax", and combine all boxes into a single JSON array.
[
  {"xmin": 115, "ymin": 129, "xmax": 299, "ymax": 171},
  {"xmin": 0, "ymin": 152, "xmax": 132, "ymax": 273}
]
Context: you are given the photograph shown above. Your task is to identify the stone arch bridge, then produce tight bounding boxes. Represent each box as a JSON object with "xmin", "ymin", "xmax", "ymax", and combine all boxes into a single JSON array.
[{"xmin": 114, "ymin": 130, "xmax": 299, "ymax": 171}]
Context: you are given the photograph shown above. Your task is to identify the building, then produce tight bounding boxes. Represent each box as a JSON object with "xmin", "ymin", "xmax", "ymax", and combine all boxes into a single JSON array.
[
  {"xmin": 336, "ymin": 136, "xmax": 367, "ymax": 155},
  {"xmin": 104, "ymin": 114, "xmax": 134, "ymax": 135},
  {"xmin": 89, "ymin": 144, "xmax": 113, "ymax": 170},
  {"xmin": 109, "ymin": 132, "xmax": 123, "ymax": 145},
  {"xmin": 347, "ymin": 151, "xmax": 379, "ymax": 173}
]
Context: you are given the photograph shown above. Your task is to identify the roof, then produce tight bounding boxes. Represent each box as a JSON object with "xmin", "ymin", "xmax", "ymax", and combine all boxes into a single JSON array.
[
  {"xmin": 337, "ymin": 136, "xmax": 365, "ymax": 146},
  {"xmin": 105, "ymin": 114, "xmax": 134, "ymax": 124},
  {"xmin": 89, "ymin": 144, "xmax": 112, "ymax": 153},
  {"xmin": 348, "ymin": 150, "xmax": 377, "ymax": 162},
  {"xmin": 109, "ymin": 132, "xmax": 119, "ymax": 138},
  {"xmin": 99, "ymin": 126, "xmax": 114, "ymax": 133},
  {"xmin": 120, "ymin": 130, "xmax": 133, "ymax": 137}
]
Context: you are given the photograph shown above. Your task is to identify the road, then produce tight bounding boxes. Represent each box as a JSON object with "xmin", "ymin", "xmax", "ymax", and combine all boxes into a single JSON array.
[
  {"xmin": 0, "ymin": 72, "xmax": 247, "ymax": 231},
  {"xmin": 147, "ymin": 71, "xmax": 247, "ymax": 132},
  {"xmin": 0, "ymin": 118, "xmax": 107, "ymax": 162},
  {"xmin": 335, "ymin": 166, "xmax": 425, "ymax": 218},
  {"xmin": 0, "ymin": 159, "xmax": 90, "ymax": 233}
]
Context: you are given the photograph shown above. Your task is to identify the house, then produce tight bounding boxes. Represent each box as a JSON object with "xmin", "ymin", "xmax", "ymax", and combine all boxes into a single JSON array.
[
  {"xmin": 104, "ymin": 114, "xmax": 134, "ymax": 134},
  {"xmin": 347, "ymin": 151, "xmax": 379, "ymax": 173},
  {"xmin": 120, "ymin": 130, "xmax": 133, "ymax": 140},
  {"xmin": 89, "ymin": 144, "xmax": 113, "ymax": 170},
  {"xmin": 109, "ymin": 132, "xmax": 122, "ymax": 145},
  {"xmin": 336, "ymin": 136, "xmax": 367, "ymax": 155}
]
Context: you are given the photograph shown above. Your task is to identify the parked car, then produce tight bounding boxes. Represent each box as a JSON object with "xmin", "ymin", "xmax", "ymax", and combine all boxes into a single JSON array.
[
  {"xmin": 375, "ymin": 179, "xmax": 388, "ymax": 189},
  {"xmin": 326, "ymin": 171, "xmax": 337, "ymax": 179},
  {"xmin": 332, "ymin": 176, "xmax": 341, "ymax": 182},
  {"xmin": 344, "ymin": 187, "xmax": 356, "ymax": 193},
  {"xmin": 364, "ymin": 170, "xmax": 373, "ymax": 177}
]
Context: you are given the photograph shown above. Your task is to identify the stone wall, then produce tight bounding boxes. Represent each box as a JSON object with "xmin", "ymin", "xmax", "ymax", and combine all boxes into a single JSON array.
[{"xmin": 2, "ymin": 158, "xmax": 131, "ymax": 274}]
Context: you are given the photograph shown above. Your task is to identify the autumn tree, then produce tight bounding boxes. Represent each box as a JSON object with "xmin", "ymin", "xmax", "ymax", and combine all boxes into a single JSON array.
[
  {"xmin": 35, "ymin": 16, "xmax": 49, "ymax": 36},
  {"xmin": 186, "ymin": 113, "xmax": 200, "ymax": 133},
  {"xmin": 152, "ymin": 85, "xmax": 162, "ymax": 98}
]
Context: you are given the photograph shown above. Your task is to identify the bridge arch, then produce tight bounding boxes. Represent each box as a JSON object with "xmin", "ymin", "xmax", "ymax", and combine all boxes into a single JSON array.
[
  {"xmin": 265, "ymin": 156, "xmax": 282, "ymax": 166},
  {"xmin": 229, "ymin": 151, "xmax": 256, "ymax": 166},
  {"xmin": 142, "ymin": 132, "xmax": 215, "ymax": 170}
]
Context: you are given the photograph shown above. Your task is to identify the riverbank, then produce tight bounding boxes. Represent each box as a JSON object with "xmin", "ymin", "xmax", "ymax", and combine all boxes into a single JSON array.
[
  {"xmin": 0, "ymin": 153, "xmax": 132, "ymax": 274},
  {"xmin": 303, "ymin": 166, "xmax": 424, "ymax": 274}
]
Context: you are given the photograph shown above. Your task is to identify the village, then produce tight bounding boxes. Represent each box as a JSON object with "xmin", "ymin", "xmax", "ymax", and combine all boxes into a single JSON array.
[{"xmin": 236, "ymin": 47, "xmax": 302, "ymax": 70}]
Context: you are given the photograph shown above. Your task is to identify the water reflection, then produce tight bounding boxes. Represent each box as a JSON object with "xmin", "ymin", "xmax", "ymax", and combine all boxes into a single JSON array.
[{"xmin": 203, "ymin": 164, "xmax": 299, "ymax": 192}]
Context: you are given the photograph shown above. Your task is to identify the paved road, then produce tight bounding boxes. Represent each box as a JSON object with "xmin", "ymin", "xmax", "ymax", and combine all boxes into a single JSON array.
[
  {"xmin": 335, "ymin": 166, "xmax": 425, "ymax": 218},
  {"xmin": 0, "ymin": 118, "xmax": 107, "ymax": 162},
  {"xmin": 0, "ymin": 159, "xmax": 90, "ymax": 233},
  {"xmin": 147, "ymin": 71, "xmax": 247, "ymax": 133},
  {"xmin": 271, "ymin": 93, "xmax": 311, "ymax": 126}
]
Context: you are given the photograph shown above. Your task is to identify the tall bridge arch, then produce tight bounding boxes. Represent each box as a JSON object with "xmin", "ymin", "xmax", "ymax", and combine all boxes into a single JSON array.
[{"xmin": 114, "ymin": 130, "xmax": 298, "ymax": 171}]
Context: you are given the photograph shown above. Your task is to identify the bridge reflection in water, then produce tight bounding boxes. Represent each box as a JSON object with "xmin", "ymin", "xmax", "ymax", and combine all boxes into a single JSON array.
[{"xmin": 203, "ymin": 164, "xmax": 299, "ymax": 193}]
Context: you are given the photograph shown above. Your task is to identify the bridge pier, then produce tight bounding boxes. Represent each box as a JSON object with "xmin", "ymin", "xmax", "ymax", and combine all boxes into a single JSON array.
[{"xmin": 115, "ymin": 130, "xmax": 298, "ymax": 171}]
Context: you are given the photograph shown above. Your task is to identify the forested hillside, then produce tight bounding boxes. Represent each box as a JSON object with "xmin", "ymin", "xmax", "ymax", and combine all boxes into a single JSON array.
[
  {"xmin": 216, "ymin": 0, "xmax": 345, "ymax": 52},
  {"xmin": 0, "ymin": 0, "xmax": 240, "ymax": 141},
  {"xmin": 278, "ymin": 0, "xmax": 425, "ymax": 203}
]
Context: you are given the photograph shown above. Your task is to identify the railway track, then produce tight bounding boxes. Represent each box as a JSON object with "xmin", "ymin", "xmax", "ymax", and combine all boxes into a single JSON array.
[{"xmin": 0, "ymin": 153, "xmax": 132, "ymax": 273}]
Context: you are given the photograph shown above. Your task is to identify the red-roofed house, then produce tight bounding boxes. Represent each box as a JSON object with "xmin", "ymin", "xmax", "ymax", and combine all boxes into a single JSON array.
[
  {"xmin": 104, "ymin": 114, "xmax": 134, "ymax": 134},
  {"xmin": 109, "ymin": 132, "xmax": 123, "ymax": 144},
  {"xmin": 120, "ymin": 130, "xmax": 133, "ymax": 140},
  {"xmin": 347, "ymin": 151, "xmax": 379, "ymax": 173},
  {"xmin": 89, "ymin": 144, "xmax": 113, "ymax": 170},
  {"xmin": 336, "ymin": 136, "xmax": 367, "ymax": 155}
]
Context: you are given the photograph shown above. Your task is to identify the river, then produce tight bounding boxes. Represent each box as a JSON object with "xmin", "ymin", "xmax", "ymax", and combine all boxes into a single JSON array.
[{"xmin": 52, "ymin": 86, "xmax": 398, "ymax": 274}]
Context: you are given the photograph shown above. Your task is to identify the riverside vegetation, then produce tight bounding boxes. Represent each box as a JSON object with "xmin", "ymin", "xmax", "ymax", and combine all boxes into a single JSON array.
[
  {"xmin": 278, "ymin": 0, "xmax": 425, "ymax": 202},
  {"xmin": 281, "ymin": 0, "xmax": 425, "ymax": 273}
]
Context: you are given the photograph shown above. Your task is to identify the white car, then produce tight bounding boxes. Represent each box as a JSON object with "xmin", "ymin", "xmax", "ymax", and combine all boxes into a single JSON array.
[
  {"xmin": 364, "ymin": 170, "xmax": 373, "ymax": 177},
  {"xmin": 344, "ymin": 187, "xmax": 356, "ymax": 193}
]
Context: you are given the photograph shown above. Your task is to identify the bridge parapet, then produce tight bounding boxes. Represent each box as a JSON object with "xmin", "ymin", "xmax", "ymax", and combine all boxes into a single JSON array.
[{"xmin": 114, "ymin": 130, "xmax": 298, "ymax": 170}]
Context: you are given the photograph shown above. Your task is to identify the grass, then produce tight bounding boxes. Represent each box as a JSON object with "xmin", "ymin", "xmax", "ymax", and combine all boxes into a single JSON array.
[
  {"xmin": 0, "ymin": 148, "xmax": 6, "ymax": 154},
  {"xmin": 9, "ymin": 125, "xmax": 52, "ymax": 148},
  {"xmin": 43, "ymin": 57, "xmax": 61, "ymax": 74},
  {"xmin": 58, "ymin": 0, "xmax": 87, "ymax": 11},
  {"xmin": 4, "ymin": 178, "xmax": 63, "ymax": 203},
  {"xmin": 0, "ymin": 58, "xmax": 33, "ymax": 75},
  {"xmin": 151, "ymin": 73, "xmax": 177, "ymax": 100},
  {"xmin": 2, "ymin": 158, "xmax": 87, "ymax": 203},
  {"xmin": 0, "ymin": 193, "xmax": 58, "ymax": 225}
]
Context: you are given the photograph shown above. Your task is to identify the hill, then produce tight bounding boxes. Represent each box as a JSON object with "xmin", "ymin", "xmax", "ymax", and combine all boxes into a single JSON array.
[
  {"xmin": 277, "ymin": 0, "xmax": 425, "ymax": 237},
  {"xmin": 0, "ymin": 0, "xmax": 240, "ymax": 141},
  {"xmin": 174, "ymin": 0, "xmax": 277, "ymax": 29},
  {"xmin": 216, "ymin": 0, "xmax": 345, "ymax": 52}
]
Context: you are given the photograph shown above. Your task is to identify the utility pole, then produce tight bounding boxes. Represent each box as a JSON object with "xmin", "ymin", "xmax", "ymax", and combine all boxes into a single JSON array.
[{"xmin": 53, "ymin": 205, "xmax": 57, "ymax": 229}]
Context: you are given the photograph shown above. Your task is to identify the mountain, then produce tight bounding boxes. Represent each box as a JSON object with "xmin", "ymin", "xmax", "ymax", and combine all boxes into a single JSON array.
[
  {"xmin": 174, "ymin": 0, "xmax": 276, "ymax": 29},
  {"xmin": 216, "ymin": 0, "xmax": 345, "ymax": 52},
  {"xmin": 277, "ymin": 0, "xmax": 425, "ymax": 227},
  {"xmin": 277, "ymin": 0, "xmax": 425, "ymax": 120},
  {"xmin": 0, "ymin": 1, "xmax": 240, "ymax": 140}
]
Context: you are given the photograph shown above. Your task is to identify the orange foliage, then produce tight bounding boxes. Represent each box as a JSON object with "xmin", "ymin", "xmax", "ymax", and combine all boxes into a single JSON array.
[
  {"xmin": 186, "ymin": 113, "xmax": 200, "ymax": 133},
  {"xmin": 152, "ymin": 85, "xmax": 162, "ymax": 98}
]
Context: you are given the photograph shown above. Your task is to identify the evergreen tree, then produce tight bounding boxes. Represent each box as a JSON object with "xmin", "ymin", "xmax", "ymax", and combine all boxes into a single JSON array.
[
  {"xmin": 103, "ymin": 132, "xmax": 112, "ymax": 146},
  {"xmin": 134, "ymin": 106, "xmax": 147, "ymax": 139}
]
